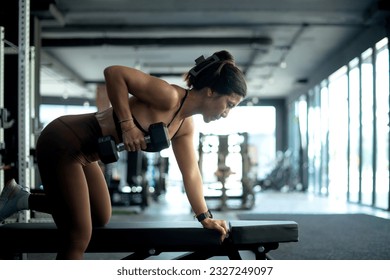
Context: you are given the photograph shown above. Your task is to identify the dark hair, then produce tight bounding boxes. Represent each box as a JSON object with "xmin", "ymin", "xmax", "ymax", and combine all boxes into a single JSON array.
[{"xmin": 184, "ymin": 50, "xmax": 247, "ymax": 98}]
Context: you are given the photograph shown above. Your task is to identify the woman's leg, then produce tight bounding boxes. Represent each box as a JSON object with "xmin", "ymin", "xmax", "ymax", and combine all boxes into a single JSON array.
[
  {"xmin": 34, "ymin": 114, "xmax": 109, "ymax": 259},
  {"xmin": 42, "ymin": 160, "xmax": 93, "ymax": 259},
  {"xmin": 33, "ymin": 163, "xmax": 109, "ymax": 258},
  {"xmin": 83, "ymin": 161, "xmax": 112, "ymax": 226},
  {"xmin": 41, "ymin": 160, "xmax": 112, "ymax": 259},
  {"xmin": 1, "ymin": 162, "xmax": 111, "ymax": 225}
]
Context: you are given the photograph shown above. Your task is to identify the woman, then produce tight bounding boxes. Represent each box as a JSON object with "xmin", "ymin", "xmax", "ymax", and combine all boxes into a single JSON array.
[{"xmin": 0, "ymin": 50, "xmax": 247, "ymax": 259}]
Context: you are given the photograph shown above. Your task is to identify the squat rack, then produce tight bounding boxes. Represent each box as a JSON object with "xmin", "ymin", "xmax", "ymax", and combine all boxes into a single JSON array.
[
  {"xmin": 0, "ymin": 0, "xmax": 33, "ymax": 222},
  {"xmin": 18, "ymin": 0, "xmax": 31, "ymax": 212}
]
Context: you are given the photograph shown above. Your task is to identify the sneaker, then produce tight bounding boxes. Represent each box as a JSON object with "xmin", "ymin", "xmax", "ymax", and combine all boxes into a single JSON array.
[{"xmin": 0, "ymin": 179, "xmax": 30, "ymax": 222}]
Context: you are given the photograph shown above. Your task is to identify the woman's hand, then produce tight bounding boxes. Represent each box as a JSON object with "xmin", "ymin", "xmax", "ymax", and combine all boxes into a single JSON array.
[
  {"xmin": 201, "ymin": 218, "xmax": 229, "ymax": 242},
  {"xmin": 121, "ymin": 125, "xmax": 147, "ymax": 151}
]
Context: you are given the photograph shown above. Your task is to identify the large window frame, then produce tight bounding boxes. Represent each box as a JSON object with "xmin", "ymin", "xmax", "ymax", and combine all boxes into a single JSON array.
[{"xmin": 298, "ymin": 37, "xmax": 389, "ymax": 211}]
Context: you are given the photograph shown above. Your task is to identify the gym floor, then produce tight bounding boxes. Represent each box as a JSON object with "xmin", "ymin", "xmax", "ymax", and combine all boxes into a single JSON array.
[{"xmin": 26, "ymin": 185, "xmax": 390, "ymax": 260}]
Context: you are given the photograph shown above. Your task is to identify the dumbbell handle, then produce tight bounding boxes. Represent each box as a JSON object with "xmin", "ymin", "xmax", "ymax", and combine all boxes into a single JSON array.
[{"xmin": 117, "ymin": 135, "xmax": 151, "ymax": 152}]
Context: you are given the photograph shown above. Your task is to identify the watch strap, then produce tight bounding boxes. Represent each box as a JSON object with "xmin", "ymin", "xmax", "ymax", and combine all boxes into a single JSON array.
[{"xmin": 196, "ymin": 210, "xmax": 213, "ymax": 222}]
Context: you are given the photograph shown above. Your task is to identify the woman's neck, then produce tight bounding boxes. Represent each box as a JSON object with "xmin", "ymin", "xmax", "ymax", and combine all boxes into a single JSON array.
[{"xmin": 179, "ymin": 88, "xmax": 207, "ymax": 119}]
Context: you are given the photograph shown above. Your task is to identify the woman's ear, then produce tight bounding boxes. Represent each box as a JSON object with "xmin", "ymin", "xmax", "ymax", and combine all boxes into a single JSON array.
[{"xmin": 206, "ymin": 88, "xmax": 214, "ymax": 97}]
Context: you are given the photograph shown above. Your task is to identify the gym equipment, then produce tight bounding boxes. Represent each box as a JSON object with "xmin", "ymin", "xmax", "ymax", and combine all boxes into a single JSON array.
[
  {"xmin": 107, "ymin": 151, "xmax": 149, "ymax": 210},
  {"xmin": 2, "ymin": 1, "xmax": 38, "ymax": 222},
  {"xmin": 18, "ymin": 0, "xmax": 34, "ymax": 223},
  {"xmin": 98, "ymin": 122, "xmax": 170, "ymax": 164},
  {"xmin": 0, "ymin": 220, "xmax": 298, "ymax": 260},
  {"xmin": 258, "ymin": 150, "xmax": 301, "ymax": 192},
  {"xmin": 199, "ymin": 133, "xmax": 256, "ymax": 210},
  {"xmin": 151, "ymin": 156, "xmax": 169, "ymax": 200}
]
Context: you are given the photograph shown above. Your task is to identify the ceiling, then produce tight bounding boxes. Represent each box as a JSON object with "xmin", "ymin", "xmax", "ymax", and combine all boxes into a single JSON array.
[{"xmin": 31, "ymin": 0, "xmax": 389, "ymax": 101}]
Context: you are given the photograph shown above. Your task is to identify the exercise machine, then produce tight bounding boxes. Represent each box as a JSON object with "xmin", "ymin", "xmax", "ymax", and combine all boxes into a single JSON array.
[
  {"xmin": 199, "ymin": 133, "xmax": 257, "ymax": 210},
  {"xmin": 0, "ymin": 220, "xmax": 298, "ymax": 260}
]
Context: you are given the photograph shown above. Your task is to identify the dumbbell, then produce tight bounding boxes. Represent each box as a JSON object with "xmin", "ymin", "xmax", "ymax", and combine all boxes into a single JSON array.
[{"xmin": 98, "ymin": 122, "xmax": 170, "ymax": 164}]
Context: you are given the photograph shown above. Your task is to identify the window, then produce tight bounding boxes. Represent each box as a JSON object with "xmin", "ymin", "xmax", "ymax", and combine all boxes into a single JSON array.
[
  {"xmin": 348, "ymin": 58, "xmax": 361, "ymax": 203},
  {"xmin": 320, "ymin": 84, "xmax": 330, "ymax": 195},
  {"xmin": 328, "ymin": 66, "xmax": 349, "ymax": 199},
  {"xmin": 361, "ymin": 48, "xmax": 374, "ymax": 205},
  {"xmin": 291, "ymin": 37, "xmax": 389, "ymax": 210},
  {"xmin": 307, "ymin": 87, "xmax": 322, "ymax": 193},
  {"xmin": 374, "ymin": 38, "xmax": 389, "ymax": 209},
  {"xmin": 40, "ymin": 104, "xmax": 97, "ymax": 128}
]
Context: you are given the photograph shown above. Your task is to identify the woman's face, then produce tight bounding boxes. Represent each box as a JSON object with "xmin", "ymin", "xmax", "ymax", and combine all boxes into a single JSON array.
[{"xmin": 202, "ymin": 92, "xmax": 242, "ymax": 123}]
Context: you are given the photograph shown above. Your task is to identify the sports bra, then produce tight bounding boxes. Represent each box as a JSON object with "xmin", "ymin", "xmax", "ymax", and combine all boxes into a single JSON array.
[{"xmin": 113, "ymin": 89, "xmax": 189, "ymax": 142}]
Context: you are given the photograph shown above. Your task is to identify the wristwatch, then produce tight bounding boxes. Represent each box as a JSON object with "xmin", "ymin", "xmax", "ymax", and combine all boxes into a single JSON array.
[{"xmin": 196, "ymin": 210, "xmax": 213, "ymax": 222}]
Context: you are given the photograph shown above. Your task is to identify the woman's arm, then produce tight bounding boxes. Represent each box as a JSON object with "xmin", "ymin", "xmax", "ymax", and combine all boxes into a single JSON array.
[
  {"xmin": 172, "ymin": 118, "xmax": 228, "ymax": 241},
  {"xmin": 173, "ymin": 129, "xmax": 208, "ymax": 216},
  {"xmin": 103, "ymin": 65, "xmax": 178, "ymax": 150},
  {"xmin": 104, "ymin": 66, "xmax": 178, "ymax": 110}
]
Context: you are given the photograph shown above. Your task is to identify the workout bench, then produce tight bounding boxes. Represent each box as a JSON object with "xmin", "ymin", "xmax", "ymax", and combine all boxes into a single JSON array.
[{"xmin": 0, "ymin": 220, "xmax": 298, "ymax": 260}]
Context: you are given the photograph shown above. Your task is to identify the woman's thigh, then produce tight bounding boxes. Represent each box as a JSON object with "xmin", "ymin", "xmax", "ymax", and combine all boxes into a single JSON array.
[
  {"xmin": 39, "ymin": 160, "xmax": 93, "ymax": 233},
  {"xmin": 83, "ymin": 162, "xmax": 112, "ymax": 226},
  {"xmin": 39, "ymin": 160, "xmax": 111, "ymax": 228}
]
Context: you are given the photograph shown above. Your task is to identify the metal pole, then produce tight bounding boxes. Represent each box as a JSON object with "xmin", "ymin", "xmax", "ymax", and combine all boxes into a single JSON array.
[
  {"xmin": 0, "ymin": 26, "xmax": 4, "ymax": 191},
  {"xmin": 18, "ymin": 0, "xmax": 30, "ymax": 222},
  {"xmin": 29, "ymin": 46, "xmax": 35, "ymax": 193},
  {"xmin": 386, "ymin": 18, "xmax": 390, "ymax": 211}
]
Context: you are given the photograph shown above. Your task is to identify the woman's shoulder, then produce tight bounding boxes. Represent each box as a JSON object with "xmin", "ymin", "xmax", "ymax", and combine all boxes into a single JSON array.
[
  {"xmin": 166, "ymin": 84, "xmax": 185, "ymax": 97},
  {"xmin": 157, "ymin": 84, "xmax": 185, "ymax": 110}
]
